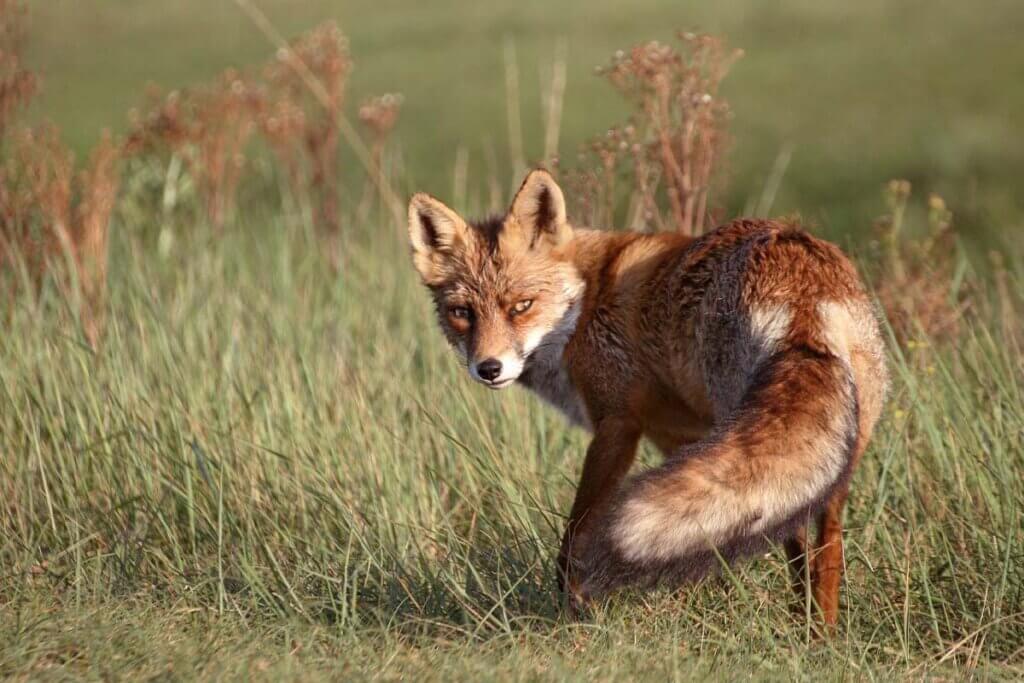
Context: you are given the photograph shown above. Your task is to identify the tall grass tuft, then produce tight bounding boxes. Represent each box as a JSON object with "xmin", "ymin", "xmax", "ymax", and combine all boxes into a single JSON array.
[{"xmin": 869, "ymin": 180, "xmax": 972, "ymax": 347}]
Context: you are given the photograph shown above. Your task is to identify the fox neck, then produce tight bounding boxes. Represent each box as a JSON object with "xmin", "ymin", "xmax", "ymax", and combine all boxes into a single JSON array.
[
  {"xmin": 519, "ymin": 295, "xmax": 590, "ymax": 429},
  {"xmin": 516, "ymin": 228, "xmax": 631, "ymax": 430}
]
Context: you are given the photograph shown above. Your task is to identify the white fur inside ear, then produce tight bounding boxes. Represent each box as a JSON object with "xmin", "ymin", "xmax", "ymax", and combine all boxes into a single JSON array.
[
  {"xmin": 408, "ymin": 194, "xmax": 464, "ymax": 253},
  {"xmin": 510, "ymin": 170, "xmax": 568, "ymax": 241}
]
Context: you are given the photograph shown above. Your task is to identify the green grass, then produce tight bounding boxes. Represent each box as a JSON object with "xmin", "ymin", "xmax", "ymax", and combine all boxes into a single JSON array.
[
  {"xmin": 1, "ymin": 213, "xmax": 1022, "ymax": 679},
  {"xmin": 25, "ymin": 0, "xmax": 1024, "ymax": 241}
]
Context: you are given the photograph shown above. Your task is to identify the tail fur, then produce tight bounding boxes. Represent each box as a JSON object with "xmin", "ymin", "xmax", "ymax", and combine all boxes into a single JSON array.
[{"xmin": 575, "ymin": 344, "xmax": 860, "ymax": 597}]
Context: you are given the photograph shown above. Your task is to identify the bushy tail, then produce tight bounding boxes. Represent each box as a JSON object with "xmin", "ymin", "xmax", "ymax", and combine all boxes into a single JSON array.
[{"xmin": 576, "ymin": 345, "xmax": 859, "ymax": 597}]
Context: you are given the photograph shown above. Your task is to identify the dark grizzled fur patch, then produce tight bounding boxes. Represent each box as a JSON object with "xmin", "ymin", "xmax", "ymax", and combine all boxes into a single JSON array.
[{"xmin": 469, "ymin": 214, "xmax": 505, "ymax": 254}]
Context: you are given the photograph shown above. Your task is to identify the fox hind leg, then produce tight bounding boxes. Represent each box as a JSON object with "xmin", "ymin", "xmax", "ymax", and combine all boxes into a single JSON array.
[
  {"xmin": 810, "ymin": 348, "xmax": 885, "ymax": 630},
  {"xmin": 811, "ymin": 483, "xmax": 851, "ymax": 629},
  {"xmin": 782, "ymin": 489, "xmax": 849, "ymax": 631}
]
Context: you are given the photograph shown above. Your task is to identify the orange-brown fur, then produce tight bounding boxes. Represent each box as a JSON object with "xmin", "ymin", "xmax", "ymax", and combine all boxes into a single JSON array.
[{"xmin": 407, "ymin": 170, "xmax": 888, "ymax": 628}]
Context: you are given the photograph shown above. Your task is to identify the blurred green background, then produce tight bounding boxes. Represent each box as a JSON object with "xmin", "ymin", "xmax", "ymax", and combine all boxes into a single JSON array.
[{"xmin": 26, "ymin": 0, "xmax": 1023, "ymax": 240}]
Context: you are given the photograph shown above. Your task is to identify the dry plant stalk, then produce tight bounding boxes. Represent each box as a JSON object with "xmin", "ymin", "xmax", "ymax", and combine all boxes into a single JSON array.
[
  {"xmin": 0, "ymin": 126, "xmax": 121, "ymax": 346},
  {"xmin": 0, "ymin": 1, "xmax": 119, "ymax": 347},
  {"xmin": 122, "ymin": 21, "xmax": 368, "ymax": 266},
  {"xmin": 873, "ymin": 180, "xmax": 969, "ymax": 346},
  {"xmin": 74, "ymin": 131, "xmax": 120, "ymax": 343},
  {"xmin": 357, "ymin": 92, "xmax": 402, "ymax": 216},
  {"xmin": 358, "ymin": 93, "xmax": 402, "ymax": 164},
  {"xmin": 0, "ymin": 0, "xmax": 35, "ymax": 138},
  {"xmin": 569, "ymin": 32, "xmax": 740, "ymax": 234},
  {"xmin": 258, "ymin": 21, "xmax": 352, "ymax": 242},
  {"xmin": 0, "ymin": 125, "xmax": 72, "ymax": 278},
  {"xmin": 126, "ymin": 69, "xmax": 261, "ymax": 230}
]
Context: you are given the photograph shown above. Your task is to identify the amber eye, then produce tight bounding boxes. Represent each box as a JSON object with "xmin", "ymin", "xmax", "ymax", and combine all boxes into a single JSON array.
[
  {"xmin": 511, "ymin": 299, "xmax": 533, "ymax": 316},
  {"xmin": 449, "ymin": 306, "xmax": 472, "ymax": 320}
]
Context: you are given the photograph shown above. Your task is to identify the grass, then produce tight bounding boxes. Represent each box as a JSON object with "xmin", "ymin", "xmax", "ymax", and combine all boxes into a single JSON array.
[
  {"xmin": 1, "ymin": 212, "xmax": 1022, "ymax": 679},
  {"xmin": 3, "ymin": 0, "xmax": 1024, "ymax": 678}
]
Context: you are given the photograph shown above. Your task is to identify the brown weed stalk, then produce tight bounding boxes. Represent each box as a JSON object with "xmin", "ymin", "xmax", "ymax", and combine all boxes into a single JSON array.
[
  {"xmin": 258, "ymin": 22, "xmax": 352, "ymax": 245},
  {"xmin": 570, "ymin": 32, "xmax": 740, "ymax": 234},
  {"xmin": 126, "ymin": 70, "xmax": 261, "ymax": 230},
  {"xmin": 73, "ymin": 132, "xmax": 120, "ymax": 343},
  {"xmin": 0, "ymin": 0, "xmax": 35, "ymax": 139},
  {"xmin": 356, "ymin": 92, "xmax": 402, "ymax": 218},
  {"xmin": 0, "ymin": 125, "xmax": 72, "ymax": 279},
  {"xmin": 0, "ymin": 126, "xmax": 121, "ymax": 345}
]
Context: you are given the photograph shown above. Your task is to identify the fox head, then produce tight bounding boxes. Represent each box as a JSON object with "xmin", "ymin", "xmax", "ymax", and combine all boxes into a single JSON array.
[{"xmin": 407, "ymin": 169, "xmax": 584, "ymax": 389}]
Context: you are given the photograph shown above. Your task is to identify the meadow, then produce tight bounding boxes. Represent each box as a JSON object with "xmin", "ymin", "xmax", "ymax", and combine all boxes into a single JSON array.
[{"xmin": 3, "ymin": 0, "xmax": 1024, "ymax": 679}]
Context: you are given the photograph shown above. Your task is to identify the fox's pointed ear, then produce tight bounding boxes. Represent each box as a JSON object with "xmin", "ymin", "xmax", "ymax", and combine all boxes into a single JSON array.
[
  {"xmin": 508, "ymin": 169, "xmax": 572, "ymax": 249},
  {"xmin": 408, "ymin": 193, "xmax": 467, "ymax": 283}
]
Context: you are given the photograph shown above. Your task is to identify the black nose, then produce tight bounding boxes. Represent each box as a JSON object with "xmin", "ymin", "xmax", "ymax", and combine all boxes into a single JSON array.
[{"xmin": 476, "ymin": 358, "xmax": 503, "ymax": 381}]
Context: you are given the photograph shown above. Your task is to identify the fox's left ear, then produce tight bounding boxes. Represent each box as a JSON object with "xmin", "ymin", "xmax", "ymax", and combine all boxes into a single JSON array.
[{"xmin": 508, "ymin": 169, "xmax": 572, "ymax": 249}]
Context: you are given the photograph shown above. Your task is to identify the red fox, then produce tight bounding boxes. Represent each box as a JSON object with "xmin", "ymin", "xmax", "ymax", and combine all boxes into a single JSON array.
[{"xmin": 407, "ymin": 169, "xmax": 888, "ymax": 626}]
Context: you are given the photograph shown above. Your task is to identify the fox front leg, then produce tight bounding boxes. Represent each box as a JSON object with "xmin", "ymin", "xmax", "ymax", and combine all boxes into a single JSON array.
[{"xmin": 557, "ymin": 418, "xmax": 641, "ymax": 612}]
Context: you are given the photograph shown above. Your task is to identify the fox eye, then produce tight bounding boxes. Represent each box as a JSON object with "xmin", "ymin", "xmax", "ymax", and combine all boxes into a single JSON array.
[
  {"xmin": 511, "ymin": 299, "xmax": 533, "ymax": 316},
  {"xmin": 449, "ymin": 306, "xmax": 472, "ymax": 320}
]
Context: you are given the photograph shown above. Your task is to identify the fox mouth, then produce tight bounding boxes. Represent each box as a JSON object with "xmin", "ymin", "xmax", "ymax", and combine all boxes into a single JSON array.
[{"xmin": 481, "ymin": 377, "xmax": 516, "ymax": 390}]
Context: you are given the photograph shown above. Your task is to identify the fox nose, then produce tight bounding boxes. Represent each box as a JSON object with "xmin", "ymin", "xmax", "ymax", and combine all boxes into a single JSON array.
[{"xmin": 476, "ymin": 358, "xmax": 503, "ymax": 382}]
